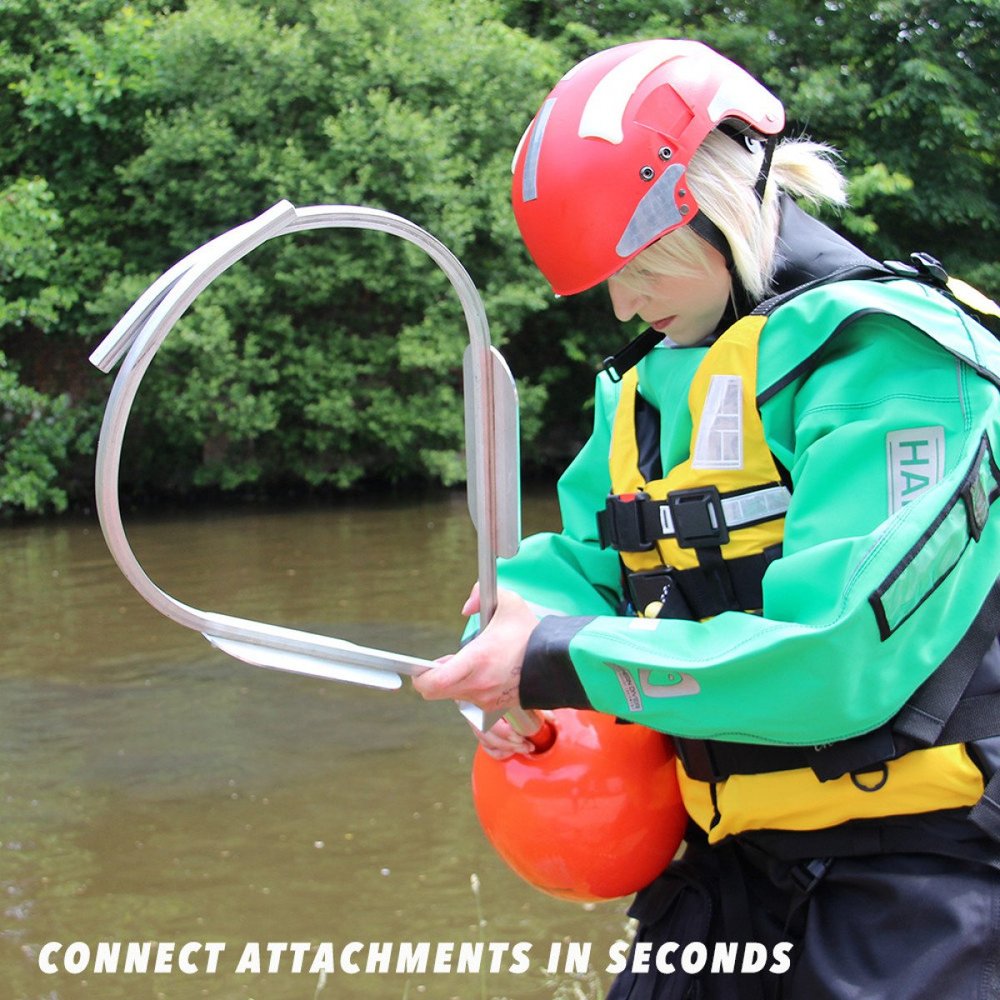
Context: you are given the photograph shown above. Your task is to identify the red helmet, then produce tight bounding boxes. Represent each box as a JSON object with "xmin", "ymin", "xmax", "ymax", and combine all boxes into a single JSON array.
[{"xmin": 511, "ymin": 39, "xmax": 785, "ymax": 296}]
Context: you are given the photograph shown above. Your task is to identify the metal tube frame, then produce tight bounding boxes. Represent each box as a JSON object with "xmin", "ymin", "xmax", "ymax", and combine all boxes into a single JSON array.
[{"xmin": 91, "ymin": 201, "xmax": 531, "ymax": 733}]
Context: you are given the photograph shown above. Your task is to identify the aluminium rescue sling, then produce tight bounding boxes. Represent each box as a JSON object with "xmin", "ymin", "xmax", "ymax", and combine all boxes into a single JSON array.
[{"xmin": 596, "ymin": 254, "xmax": 1000, "ymax": 842}]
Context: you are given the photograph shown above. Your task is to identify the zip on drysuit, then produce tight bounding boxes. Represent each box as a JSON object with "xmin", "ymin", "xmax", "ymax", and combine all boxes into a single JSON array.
[{"xmin": 499, "ymin": 195, "xmax": 1000, "ymax": 849}]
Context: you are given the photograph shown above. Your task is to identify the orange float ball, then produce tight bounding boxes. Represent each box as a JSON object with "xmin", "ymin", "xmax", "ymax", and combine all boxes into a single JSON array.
[{"xmin": 471, "ymin": 708, "xmax": 687, "ymax": 902}]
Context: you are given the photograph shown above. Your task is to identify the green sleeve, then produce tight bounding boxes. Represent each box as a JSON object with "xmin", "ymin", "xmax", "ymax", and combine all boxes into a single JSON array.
[
  {"xmin": 496, "ymin": 372, "xmax": 622, "ymax": 618},
  {"xmin": 521, "ymin": 313, "xmax": 1000, "ymax": 746}
]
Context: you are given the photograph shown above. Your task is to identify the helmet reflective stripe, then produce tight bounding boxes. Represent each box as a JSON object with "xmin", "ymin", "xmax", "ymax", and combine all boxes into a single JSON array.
[
  {"xmin": 578, "ymin": 42, "xmax": 685, "ymax": 143},
  {"xmin": 617, "ymin": 163, "xmax": 686, "ymax": 257},
  {"xmin": 520, "ymin": 98, "xmax": 556, "ymax": 203},
  {"xmin": 707, "ymin": 77, "xmax": 780, "ymax": 127}
]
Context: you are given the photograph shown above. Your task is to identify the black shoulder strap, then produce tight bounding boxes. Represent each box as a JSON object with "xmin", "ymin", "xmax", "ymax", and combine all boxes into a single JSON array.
[
  {"xmin": 600, "ymin": 328, "xmax": 666, "ymax": 383},
  {"xmin": 894, "ymin": 579, "xmax": 1000, "ymax": 746}
]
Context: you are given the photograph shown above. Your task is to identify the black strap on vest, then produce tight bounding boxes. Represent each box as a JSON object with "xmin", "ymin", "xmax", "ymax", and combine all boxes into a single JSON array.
[
  {"xmin": 894, "ymin": 578, "xmax": 1000, "ymax": 746},
  {"xmin": 744, "ymin": 809, "xmax": 1000, "ymax": 870},
  {"xmin": 884, "ymin": 252, "xmax": 1000, "ymax": 337},
  {"xmin": 598, "ymin": 487, "xmax": 733, "ymax": 551},
  {"xmin": 598, "ymin": 486, "xmax": 787, "ymax": 620},
  {"xmin": 674, "ymin": 580, "xmax": 1000, "ymax": 835},
  {"xmin": 600, "ymin": 328, "xmax": 665, "ymax": 384},
  {"xmin": 624, "ymin": 548, "xmax": 782, "ymax": 621},
  {"xmin": 970, "ymin": 772, "xmax": 1000, "ymax": 839}
]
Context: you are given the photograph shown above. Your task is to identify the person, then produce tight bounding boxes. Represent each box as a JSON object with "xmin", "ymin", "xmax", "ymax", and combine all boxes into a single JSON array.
[{"xmin": 414, "ymin": 38, "xmax": 1000, "ymax": 999}]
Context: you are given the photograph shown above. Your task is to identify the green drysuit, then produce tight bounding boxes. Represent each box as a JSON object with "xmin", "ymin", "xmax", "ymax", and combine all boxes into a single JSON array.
[{"xmin": 504, "ymin": 277, "xmax": 1000, "ymax": 748}]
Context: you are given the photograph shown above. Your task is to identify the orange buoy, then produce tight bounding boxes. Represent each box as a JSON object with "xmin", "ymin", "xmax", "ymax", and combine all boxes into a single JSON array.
[{"xmin": 471, "ymin": 708, "xmax": 687, "ymax": 902}]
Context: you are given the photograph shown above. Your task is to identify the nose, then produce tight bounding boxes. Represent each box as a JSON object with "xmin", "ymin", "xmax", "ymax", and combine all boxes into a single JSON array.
[{"xmin": 607, "ymin": 277, "xmax": 644, "ymax": 322}]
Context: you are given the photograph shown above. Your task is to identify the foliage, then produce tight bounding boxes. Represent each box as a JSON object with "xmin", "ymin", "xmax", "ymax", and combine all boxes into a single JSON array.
[
  {"xmin": 0, "ymin": 350, "xmax": 78, "ymax": 514},
  {"xmin": 1, "ymin": 0, "xmax": 998, "ymax": 515},
  {"xmin": 1, "ymin": 0, "xmax": 561, "ymax": 513}
]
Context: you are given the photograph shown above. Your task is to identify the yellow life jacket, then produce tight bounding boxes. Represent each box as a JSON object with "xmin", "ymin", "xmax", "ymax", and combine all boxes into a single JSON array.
[
  {"xmin": 601, "ymin": 315, "xmax": 986, "ymax": 842},
  {"xmin": 600, "ymin": 316, "xmax": 789, "ymax": 620}
]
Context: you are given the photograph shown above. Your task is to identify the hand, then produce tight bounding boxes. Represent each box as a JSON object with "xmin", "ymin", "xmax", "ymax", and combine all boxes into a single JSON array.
[{"xmin": 413, "ymin": 584, "xmax": 538, "ymax": 713}]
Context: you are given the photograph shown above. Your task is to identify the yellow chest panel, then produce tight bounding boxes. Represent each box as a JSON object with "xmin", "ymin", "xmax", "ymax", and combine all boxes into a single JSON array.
[{"xmin": 609, "ymin": 317, "xmax": 788, "ymax": 576}]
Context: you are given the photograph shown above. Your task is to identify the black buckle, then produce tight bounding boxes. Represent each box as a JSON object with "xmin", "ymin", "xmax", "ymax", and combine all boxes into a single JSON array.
[
  {"xmin": 668, "ymin": 487, "xmax": 729, "ymax": 548},
  {"xmin": 910, "ymin": 252, "xmax": 949, "ymax": 287},
  {"xmin": 790, "ymin": 857, "xmax": 834, "ymax": 895},
  {"xmin": 597, "ymin": 491, "xmax": 654, "ymax": 551},
  {"xmin": 626, "ymin": 568, "xmax": 695, "ymax": 620},
  {"xmin": 883, "ymin": 253, "xmax": 949, "ymax": 288}
]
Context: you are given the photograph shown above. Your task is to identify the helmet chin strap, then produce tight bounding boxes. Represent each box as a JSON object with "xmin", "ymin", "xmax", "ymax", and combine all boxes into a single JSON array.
[
  {"xmin": 717, "ymin": 122, "xmax": 779, "ymax": 204},
  {"xmin": 688, "ymin": 210, "xmax": 734, "ymax": 270},
  {"xmin": 689, "ymin": 128, "xmax": 778, "ymax": 313},
  {"xmin": 688, "ymin": 127, "xmax": 779, "ymax": 267},
  {"xmin": 754, "ymin": 134, "xmax": 778, "ymax": 203}
]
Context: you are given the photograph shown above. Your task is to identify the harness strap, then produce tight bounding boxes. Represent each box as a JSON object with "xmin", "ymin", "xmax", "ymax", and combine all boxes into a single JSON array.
[
  {"xmin": 894, "ymin": 576, "xmax": 1000, "ymax": 745},
  {"xmin": 939, "ymin": 693, "xmax": 1000, "ymax": 744},
  {"xmin": 674, "ymin": 725, "xmax": 899, "ymax": 785},
  {"xmin": 676, "ymin": 687, "xmax": 1000, "ymax": 786},
  {"xmin": 600, "ymin": 328, "xmax": 666, "ymax": 384},
  {"xmin": 625, "ymin": 547, "xmax": 782, "ymax": 620},
  {"xmin": 700, "ymin": 548, "xmax": 777, "ymax": 615},
  {"xmin": 598, "ymin": 483, "xmax": 790, "ymax": 552},
  {"xmin": 742, "ymin": 809, "xmax": 1000, "ymax": 870},
  {"xmin": 969, "ymin": 771, "xmax": 1000, "ymax": 840}
]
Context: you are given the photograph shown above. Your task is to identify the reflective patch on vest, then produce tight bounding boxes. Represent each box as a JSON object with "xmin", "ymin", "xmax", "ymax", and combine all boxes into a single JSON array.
[
  {"xmin": 611, "ymin": 665, "xmax": 644, "ymax": 711},
  {"xmin": 886, "ymin": 426, "xmax": 945, "ymax": 515},
  {"xmin": 692, "ymin": 375, "xmax": 743, "ymax": 469}
]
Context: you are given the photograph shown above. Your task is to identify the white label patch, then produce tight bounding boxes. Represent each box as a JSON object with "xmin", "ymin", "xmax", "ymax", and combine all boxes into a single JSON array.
[
  {"xmin": 887, "ymin": 426, "xmax": 945, "ymax": 515},
  {"xmin": 692, "ymin": 375, "xmax": 743, "ymax": 470},
  {"xmin": 610, "ymin": 664, "xmax": 644, "ymax": 712}
]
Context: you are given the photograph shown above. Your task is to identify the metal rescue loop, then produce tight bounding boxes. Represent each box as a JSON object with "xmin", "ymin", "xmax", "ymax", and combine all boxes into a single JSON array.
[{"xmin": 90, "ymin": 200, "xmax": 540, "ymax": 735}]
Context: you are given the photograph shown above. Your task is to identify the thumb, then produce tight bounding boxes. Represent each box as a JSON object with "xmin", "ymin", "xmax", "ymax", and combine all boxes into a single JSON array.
[{"xmin": 461, "ymin": 581, "xmax": 481, "ymax": 617}]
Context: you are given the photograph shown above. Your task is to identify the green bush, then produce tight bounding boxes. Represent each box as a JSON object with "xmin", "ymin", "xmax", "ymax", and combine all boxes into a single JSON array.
[{"xmin": 1, "ymin": 0, "xmax": 997, "ymax": 516}]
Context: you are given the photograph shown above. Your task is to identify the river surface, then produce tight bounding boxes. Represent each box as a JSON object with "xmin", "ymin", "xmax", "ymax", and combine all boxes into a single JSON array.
[{"xmin": 1, "ymin": 491, "xmax": 633, "ymax": 1000}]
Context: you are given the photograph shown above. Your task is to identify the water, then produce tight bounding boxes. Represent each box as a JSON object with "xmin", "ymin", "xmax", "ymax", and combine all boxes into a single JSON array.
[{"xmin": 0, "ymin": 492, "xmax": 632, "ymax": 1000}]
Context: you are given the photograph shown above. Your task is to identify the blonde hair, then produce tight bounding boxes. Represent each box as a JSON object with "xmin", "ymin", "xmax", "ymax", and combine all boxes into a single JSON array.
[{"xmin": 616, "ymin": 131, "xmax": 849, "ymax": 301}]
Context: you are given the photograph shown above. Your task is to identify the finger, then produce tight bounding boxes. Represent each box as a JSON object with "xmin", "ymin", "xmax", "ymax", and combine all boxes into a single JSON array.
[
  {"xmin": 461, "ymin": 582, "xmax": 481, "ymax": 616},
  {"xmin": 477, "ymin": 733, "xmax": 528, "ymax": 753},
  {"xmin": 474, "ymin": 718, "xmax": 518, "ymax": 744},
  {"xmin": 470, "ymin": 719, "xmax": 534, "ymax": 756},
  {"xmin": 412, "ymin": 650, "xmax": 476, "ymax": 699}
]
